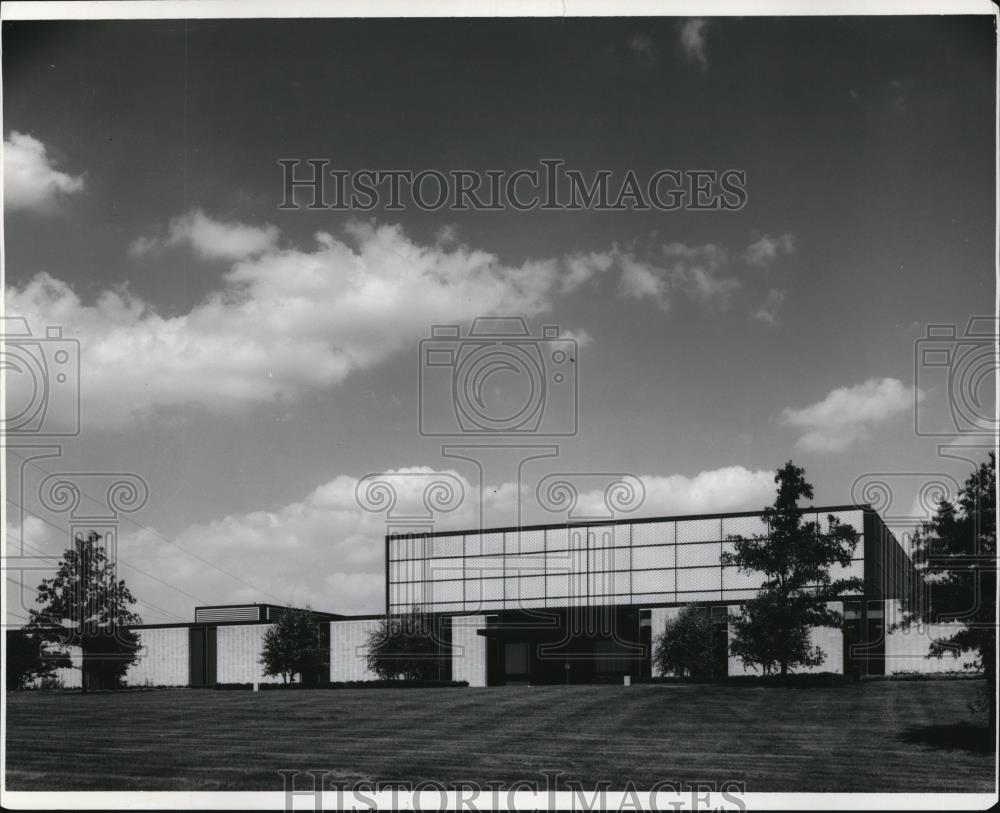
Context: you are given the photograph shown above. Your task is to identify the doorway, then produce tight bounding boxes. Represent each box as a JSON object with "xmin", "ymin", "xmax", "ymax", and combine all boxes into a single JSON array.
[{"xmin": 503, "ymin": 641, "xmax": 530, "ymax": 684}]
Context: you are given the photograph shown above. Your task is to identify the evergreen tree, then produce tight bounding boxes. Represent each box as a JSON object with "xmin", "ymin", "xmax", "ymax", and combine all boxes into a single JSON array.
[
  {"xmin": 725, "ymin": 461, "xmax": 861, "ymax": 677},
  {"xmin": 897, "ymin": 452, "xmax": 995, "ymax": 724}
]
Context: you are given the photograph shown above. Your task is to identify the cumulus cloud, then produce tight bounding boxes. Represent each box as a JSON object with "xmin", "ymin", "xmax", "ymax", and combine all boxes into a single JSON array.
[
  {"xmin": 3, "ymin": 131, "xmax": 84, "ymax": 212},
  {"xmin": 781, "ymin": 377, "xmax": 923, "ymax": 453},
  {"xmin": 629, "ymin": 466, "xmax": 774, "ymax": 516},
  {"xmin": 752, "ymin": 288, "xmax": 786, "ymax": 325},
  {"xmin": 679, "ymin": 19, "xmax": 709, "ymax": 69},
  {"xmin": 6, "ymin": 220, "xmax": 612, "ymax": 428},
  {"xmin": 744, "ymin": 233, "xmax": 796, "ymax": 267},
  {"xmin": 7, "ymin": 217, "xmax": 775, "ymax": 428},
  {"xmin": 129, "ymin": 209, "xmax": 280, "ymax": 261}
]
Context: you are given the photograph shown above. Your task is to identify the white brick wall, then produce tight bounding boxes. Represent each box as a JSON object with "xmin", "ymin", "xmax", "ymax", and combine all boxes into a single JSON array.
[
  {"xmin": 216, "ymin": 624, "xmax": 270, "ymax": 683},
  {"xmin": 51, "ymin": 646, "xmax": 82, "ymax": 688},
  {"xmin": 329, "ymin": 618, "xmax": 381, "ymax": 681},
  {"xmin": 884, "ymin": 599, "xmax": 980, "ymax": 674},
  {"xmin": 124, "ymin": 627, "xmax": 189, "ymax": 686},
  {"xmin": 451, "ymin": 615, "xmax": 487, "ymax": 687},
  {"xmin": 728, "ymin": 602, "xmax": 844, "ymax": 676}
]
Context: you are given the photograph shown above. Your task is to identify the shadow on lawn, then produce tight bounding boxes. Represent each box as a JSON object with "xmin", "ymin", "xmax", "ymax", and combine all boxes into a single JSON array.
[{"xmin": 898, "ymin": 722, "xmax": 996, "ymax": 754}]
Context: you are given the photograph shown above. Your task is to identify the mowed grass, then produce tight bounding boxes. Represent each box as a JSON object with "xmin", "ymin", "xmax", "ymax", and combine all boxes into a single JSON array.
[{"xmin": 5, "ymin": 681, "xmax": 995, "ymax": 792}]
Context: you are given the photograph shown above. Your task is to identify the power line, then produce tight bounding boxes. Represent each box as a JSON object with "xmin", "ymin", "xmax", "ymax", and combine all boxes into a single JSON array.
[
  {"xmin": 6, "ymin": 499, "xmax": 213, "ymax": 611},
  {"xmin": 6, "ymin": 572, "xmax": 188, "ymax": 625},
  {"xmin": 5, "ymin": 448, "xmax": 290, "ymax": 604}
]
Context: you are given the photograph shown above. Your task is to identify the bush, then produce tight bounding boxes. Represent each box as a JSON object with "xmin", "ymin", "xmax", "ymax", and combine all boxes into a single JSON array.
[
  {"xmin": 636, "ymin": 671, "xmax": 851, "ymax": 688},
  {"xmin": 871, "ymin": 671, "xmax": 986, "ymax": 682},
  {"xmin": 260, "ymin": 607, "xmax": 328, "ymax": 684},
  {"xmin": 213, "ymin": 680, "xmax": 469, "ymax": 690},
  {"xmin": 36, "ymin": 675, "xmax": 66, "ymax": 691},
  {"xmin": 652, "ymin": 605, "xmax": 718, "ymax": 678},
  {"xmin": 365, "ymin": 609, "xmax": 447, "ymax": 681}
]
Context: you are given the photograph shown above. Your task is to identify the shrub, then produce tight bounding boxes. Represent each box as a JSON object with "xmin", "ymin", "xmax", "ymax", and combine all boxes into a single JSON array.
[
  {"xmin": 365, "ymin": 609, "xmax": 445, "ymax": 681},
  {"xmin": 652, "ymin": 605, "xmax": 717, "ymax": 678}
]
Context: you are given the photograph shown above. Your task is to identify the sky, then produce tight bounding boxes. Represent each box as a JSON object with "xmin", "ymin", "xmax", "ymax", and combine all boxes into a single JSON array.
[{"xmin": 3, "ymin": 15, "xmax": 996, "ymax": 623}]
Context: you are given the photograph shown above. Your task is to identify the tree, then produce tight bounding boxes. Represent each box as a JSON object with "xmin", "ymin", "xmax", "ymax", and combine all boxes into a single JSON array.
[
  {"xmin": 26, "ymin": 531, "xmax": 141, "ymax": 691},
  {"xmin": 896, "ymin": 452, "xmax": 995, "ymax": 724},
  {"xmin": 6, "ymin": 629, "xmax": 58, "ymax": 689},
  {"xmin": 365, "ymin": 608, "xmax": 441, "ymax": 681},
  {"xmin": 260, "ymin": 607, "xmax": 327, "ymax": 684},
  {"xmin": 652, "ymin": 605, "xmax": 717, "ymax": 678},
  {"xmin": 727, "ymin": 591, "xmax": 823, "ymax": 676},
  {"xmin": 724, "ymin": 461, "xmax": 861, "ymax": 677}
]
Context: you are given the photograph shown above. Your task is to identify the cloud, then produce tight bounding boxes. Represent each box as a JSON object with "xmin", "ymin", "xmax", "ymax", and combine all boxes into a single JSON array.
[
  {"xmin": 662, "ymin": 242, "xmax": 728, "ymax": 267},
  {"xmin": 129, "ymin": 209, "xmax": 280, "ymax": 261},
  {"xmin": 6, "ymin": 219, "xmax": 614, "ymax": 428},
  {"xmin": 562, "ymin": 250, "xmax": 616, "ymax": 292},
  {"xmin": 752, "ymin": 288, "xmax": 786, "ymax": 325},
  {"xmin": 618, "ymin": 253, "xmax": 669, "ymax": 307},
  {"xmin": 679, "ymin": 19, "xmax": 709, "ymax": 69},
  {"xmin": 3, "ymin": 131, "xmax": 85, "ymax": 213},
  {"xmin": 434, "ymin": 223, "xmax": 459, "ymax": 247},
  {"xmin": 628, "ymin": 34, "xmax": 656, "ymax": 66},
  {"xmin": 781, "ymin": 377, "xmax": 923, "ymax": 453},
  {"xmin": 744, "ymin": 233, "xmax": 796, "ymax": 267},
  {"xmin": 64, "ymin": 463, "xmax": 773, "ymax": 621},
  {"xmin": 630, "ymin": 466, "xmax": 775, "ymax": 516},
  {"xmin": 6, "ymin": 217, "xmax": 771, "ymax": 428},
  {"xmin": 558, "ymin": 328, "xmax": 593, "ymax": 348},
  {"xmin": 620, "ymin": 242, "xmax": 739, "ymax": 310},
  {"xmin": 629, "ymin": 34, "xmax": 653, "ymax": 55}
]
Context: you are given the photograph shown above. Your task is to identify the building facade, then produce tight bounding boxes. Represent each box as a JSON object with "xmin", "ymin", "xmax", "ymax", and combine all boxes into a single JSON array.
[{"xmin": 43, "ymin": 504, "xmax": 978, "ymax": 689}]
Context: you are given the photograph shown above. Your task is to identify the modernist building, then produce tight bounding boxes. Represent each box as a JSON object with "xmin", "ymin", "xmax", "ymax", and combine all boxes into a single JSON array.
[{"xmin": 45, "ymin": 503, "xmax": 976, "ymax": 689}]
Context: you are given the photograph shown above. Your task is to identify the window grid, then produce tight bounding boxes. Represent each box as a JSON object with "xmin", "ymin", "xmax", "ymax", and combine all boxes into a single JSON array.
[{"xmin": 388, "ymin": 514, "xmax": 866, "ymax": 611}]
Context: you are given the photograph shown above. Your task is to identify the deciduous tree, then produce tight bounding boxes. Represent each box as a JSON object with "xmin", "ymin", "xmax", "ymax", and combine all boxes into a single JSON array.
[
  {"xmin": 260, "ymin": 607, "xmax": 327, "ymax": 684},
  {"xmin": 26, "ymin": 531, "xmax": 141, "ymax": 691},
  {"xmin": 365, "ymin": 608, "xmax": 442, "ymax": 681},
  {"xmin": 6, "ymin": 629, "xmax": 58, "ymax": 689},
  {"xmin": 652, "ymin": 605, "xmax": 718, "ymax": 678}
]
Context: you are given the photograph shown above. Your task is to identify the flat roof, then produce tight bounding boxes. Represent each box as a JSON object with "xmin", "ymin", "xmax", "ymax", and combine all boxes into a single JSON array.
[{"xmin": 386, "ymin": 503, "xmax": 873, "ymax": 540}]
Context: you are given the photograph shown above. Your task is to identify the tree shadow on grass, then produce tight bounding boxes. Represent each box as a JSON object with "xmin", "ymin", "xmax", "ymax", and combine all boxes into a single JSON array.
[{"xmin": 898, "ymin": 722, "xmax": 996, "ymax": 755}]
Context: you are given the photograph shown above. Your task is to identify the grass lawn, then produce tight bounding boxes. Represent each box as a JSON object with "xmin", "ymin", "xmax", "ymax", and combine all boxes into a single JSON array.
[{"xmin": 5, "ymin": 681, "xmax": 995, "ymax": 792}]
